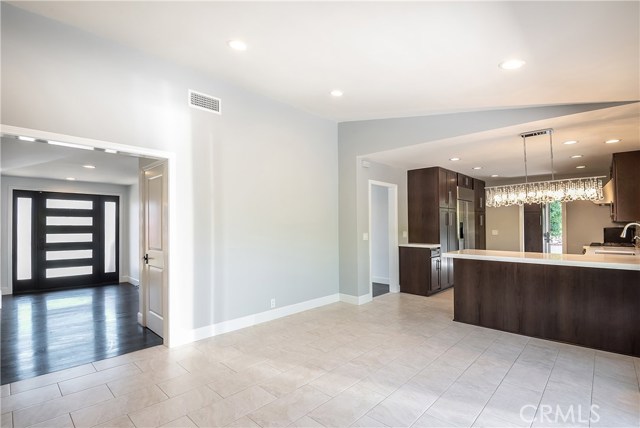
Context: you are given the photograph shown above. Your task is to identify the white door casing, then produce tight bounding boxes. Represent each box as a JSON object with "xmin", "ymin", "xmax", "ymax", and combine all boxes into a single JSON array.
[{"xmin": 142, "ymin": 162, "xmax": 168, "ymax": 338}]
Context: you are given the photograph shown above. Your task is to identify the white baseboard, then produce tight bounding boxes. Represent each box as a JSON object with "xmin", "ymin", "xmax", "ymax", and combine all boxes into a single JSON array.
[
  {"xmin": 188, "ymin": 293, "xmax": 340, "ymax": 343},
  {"xmin": 339, "ymin": 293, "xmax": 373, "ymax": 305},
  {"xmin": 137, "ymin": 312, "xmax": 143, "ymax": 325},
  {"xmin": 122, "ymin": 276, "xmax": 140, "ymax": 286},
  {"xmin": 372, "ymin": 276, "xmax": 390, "ymax": 285}
]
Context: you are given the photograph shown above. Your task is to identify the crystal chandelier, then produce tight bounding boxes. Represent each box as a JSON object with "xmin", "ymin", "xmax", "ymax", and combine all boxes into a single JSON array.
[{"xmin": 485, "ymin": 129, "xmax": 605, "ymax": 207}]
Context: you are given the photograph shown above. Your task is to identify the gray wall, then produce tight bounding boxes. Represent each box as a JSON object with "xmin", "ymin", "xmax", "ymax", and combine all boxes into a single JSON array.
[
  {"xmin": 0, "ymin": 175, "xmax": 131, "ymax": 294},
  {"xmin": 565, "ymin": 201, "xmax": 618, "ymax": 254},
  {"xmin": 1, "ymin": 5, "xmax": 339, "ymax": 335},
  {"xmin": 370, "ymin": 185, "xmax": 389, "ymax": 284},
  {"xmin": 485, "ymin": 206, "xmax": 522, "ymax": 251}
]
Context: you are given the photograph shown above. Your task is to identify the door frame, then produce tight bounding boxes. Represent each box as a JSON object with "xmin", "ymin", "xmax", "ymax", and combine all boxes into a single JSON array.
[
  {"xmin": 368, "ymin": 180, "xmax": 399, "ymax": 299},
  {"xmin": 1, "ymin": 124, "xmax": 176, "ymax": 346},
  {"xmin": 139, "ymin": 160, "xmax": 169, "ymax": 339}
]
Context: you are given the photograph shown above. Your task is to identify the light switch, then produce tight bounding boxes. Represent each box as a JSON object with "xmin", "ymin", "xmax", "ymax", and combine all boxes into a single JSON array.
[
  {"xmin": 492, "ymin": 229, "xmax": 499, "ymax": 236},
  {"xmin": 363, "ymin": 233, "xmax": 369, "ymax": 241},
  {"xmin": 402, "ymin": 231, "xmax": 408, "ymax": 238}
]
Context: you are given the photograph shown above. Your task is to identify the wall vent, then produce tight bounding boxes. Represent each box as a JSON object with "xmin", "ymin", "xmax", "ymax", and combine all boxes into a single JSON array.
[{"xmin": 188, "ymin": 90, "xmax": 221, "ymax": 114}]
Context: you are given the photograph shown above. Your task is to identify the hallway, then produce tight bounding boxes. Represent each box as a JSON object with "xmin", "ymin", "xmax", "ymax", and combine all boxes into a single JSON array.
[{"xmin": 1, "ymin": 283, "xmax": 162, "ymax": 384}]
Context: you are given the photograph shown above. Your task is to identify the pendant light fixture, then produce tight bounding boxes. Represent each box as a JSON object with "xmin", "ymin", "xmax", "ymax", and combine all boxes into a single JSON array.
[{"xmin": 485, "ymin": 128, "xmax": 604, "ymax": 207}]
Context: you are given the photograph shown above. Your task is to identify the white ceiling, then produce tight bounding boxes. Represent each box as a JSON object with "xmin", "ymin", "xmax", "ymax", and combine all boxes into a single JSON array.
[
  {"xmin": 6, "ymin": 2, "xmax": 639, "ymax": 181},
  {"xmin": 366, "ymin": 102, "xmax": 640, "ymax": 182},
  {"xmin": 10, "ymin": 1, "xmax": 639, "ymax": 122},
  {"xmin": 0, "ymin": 137, "xmax": 141, "ymax": 185}
]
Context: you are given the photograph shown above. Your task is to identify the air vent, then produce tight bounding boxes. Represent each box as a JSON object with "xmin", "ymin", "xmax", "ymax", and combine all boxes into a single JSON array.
[{"xmin": 188, "ymin": 90, "xmax": 221, "ymax": 114}]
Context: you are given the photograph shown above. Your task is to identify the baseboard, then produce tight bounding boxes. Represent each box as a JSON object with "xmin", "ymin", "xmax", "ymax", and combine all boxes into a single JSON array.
[
  {"xmin": 339, "ymin": 293, "xmax": 373, "ymax": 305},
  {"xmin": 122, "ymin": 276, "xmax": 140, "ymax": 286},
  {"xmin": 188, "ymin": 293, "xmax": 340, "ymax": 343},
  {"xmin": 372, "ymin": 276, "xmax": 390, "ymax": 285},
  {"xmin": 137, "ymin": 312, "xmax": 143, "ymax": 325}
]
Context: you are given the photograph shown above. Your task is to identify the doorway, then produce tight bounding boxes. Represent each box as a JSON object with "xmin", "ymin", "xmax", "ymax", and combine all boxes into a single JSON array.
[
  {"xmin": 523, "ymin": 202, "xmax": 563, "ymax": 253},
  {"xmin": 12, "ymin": 190, "xmax": 119, "ymax": 293},
  {"xmin": 368, "ymin": 180, "xmax": 399, "ymax": 299}
]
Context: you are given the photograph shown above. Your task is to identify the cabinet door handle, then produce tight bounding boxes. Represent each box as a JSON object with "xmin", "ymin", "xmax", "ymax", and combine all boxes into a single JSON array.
[
  {"xmin": 480, "ymin": 214, "xmax": 483, "ymax": 226},
  {"xmin": 480, "ymin": 197, "xmax": 484, "ymax": 209}
]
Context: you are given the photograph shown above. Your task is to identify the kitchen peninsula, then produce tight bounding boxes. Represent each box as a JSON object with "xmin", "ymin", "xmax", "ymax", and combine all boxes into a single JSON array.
[{"xmin": 445, "ymin": 249, "xmax": 640, "ymax": 357}]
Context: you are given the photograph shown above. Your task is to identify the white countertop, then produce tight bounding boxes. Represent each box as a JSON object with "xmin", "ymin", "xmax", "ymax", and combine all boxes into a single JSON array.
[
  {"xmin": 399, "ymin": 243, "xmax": 441, "ymax": 249},
  {"xmin": 444, "ymin": 249, "xmax": 640, "ymax": 271}
]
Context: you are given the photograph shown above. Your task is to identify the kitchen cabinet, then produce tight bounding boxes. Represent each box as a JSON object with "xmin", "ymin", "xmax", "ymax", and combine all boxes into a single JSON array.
[
  {"xmin": 475, "ymin": 211, "xmax": 486, "ymax": 250},
  {"xmin": 439, "ymin": 208, "xmax": 457, "ymax": 287},
  {"xmin": 611, "ymin": 150, "xmax": 640, "ymax": 222},
  {"xmin": 457, "ymin": 173, "xmax": 473, "ymax": 189},
  {"xmin": 474, "ymin": 179, "xmax": 485, "ymax": 211},
  {"xmin": 473, "ymin": 178, "xmax": 486, "ymax": 250},
  {"xmin": 399, "ymin": 247, "xmax": 441, "ymax": 296},
  {"xmin": 438, "ymin": 169, "xmax": 457, "ymax": 209}
]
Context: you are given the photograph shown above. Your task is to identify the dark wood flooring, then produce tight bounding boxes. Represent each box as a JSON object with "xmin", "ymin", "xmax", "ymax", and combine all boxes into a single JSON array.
[
  {"xmin": 372, "ymin": 282, "xmax": 390, "ymax": 298},
  {"xmin": 1, "ymin": 283, "xmax": 163, "ymax": 385}
]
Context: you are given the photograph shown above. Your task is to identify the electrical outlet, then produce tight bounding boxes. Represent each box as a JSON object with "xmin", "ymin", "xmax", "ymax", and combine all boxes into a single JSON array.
[
  {"xmin": 492, "ymin": 229, "xmax": 499, "ymax": 236},
  {"xmin": 270, "ymin": 298, "xmax": 276, "ymax": 309}
]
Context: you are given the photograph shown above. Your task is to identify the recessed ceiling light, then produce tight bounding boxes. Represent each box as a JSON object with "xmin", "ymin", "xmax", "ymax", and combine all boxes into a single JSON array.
[
  {"xmin": 576, "ymin": 165, "xmax": 586, "ymax": 169},
  {"xmin": 570, "ymin": 155, "xmax": 583, "ymax": 159},
  {"xmin": 104, "ymin": 149, "xmax": 118, "ymax": 154},
  {"xmin": 473, "ymin": 166, "xmax": 482, "ymax": 170},
  {"xmin": 66, "ymin": 177, "xmax": 76, "ymax": 181},
  {"xmin": 491, "ymin": 174, "xmax": 500, "ymax": 178},
  {"xmin": 18, "ymin": 136, "xmax": 36, "ymax": 142},
  {"xmin": 48, "ymin": 140, "xmax": 94, "ymax": 151},
  {"xmin": 330, "ymin": 90, "xmax": 343, "ymax": 97},
  {"xmin": 498, "ymin": 59, "xmax": 526, "ymax": 70},
  {"xmin": 227, "ymin": 40, "xmax": 247, "ymax": 51},
  {"xmin": 449, "ymin": 157, "xmax": 460, "ymax": 161},
  {"xmin": 563, "ymin": 140, "xmax": 578, "ymax": 145},
  {"xmin": 605, "ymin": 139, "xmax": 621, "ymax": 144},
  {"xmin": 83, "ymin": 165, "xmax": 96, "ymax": 169}
]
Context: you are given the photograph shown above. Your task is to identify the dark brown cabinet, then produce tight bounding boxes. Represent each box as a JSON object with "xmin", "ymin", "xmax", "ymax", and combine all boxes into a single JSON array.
[
  {"xmin": 474, "ymin": 179, "xmax": 485, "ymax": 211},
  {"xmin": 457, "ymin": 173, "xmax": 473, "ymax": 189},
  {"xmin": 438, "ymin": 169, "xmax": 457, "ymax": 209},
  {"xmin": 523, "ymin": 203, "xmax": 543, "ymax": 252},
  {"xmin": 400, "ymin": 247, "xmax": 441, "ymax": 296},
  {"xmin": 611, "ymin": 150, "xmax": 640, "ymax": 222}
]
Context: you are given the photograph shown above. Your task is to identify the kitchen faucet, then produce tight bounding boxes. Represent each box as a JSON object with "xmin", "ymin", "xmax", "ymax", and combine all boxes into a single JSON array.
[{"xmin": 621, "ymin": 222, "xmax": 640, "ymax": 247}]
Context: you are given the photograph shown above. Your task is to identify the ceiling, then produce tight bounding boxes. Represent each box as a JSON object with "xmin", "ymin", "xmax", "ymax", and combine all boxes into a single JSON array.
[
  {"xmin": 366, "ymin": 102, "xmax": 640, "ymax": 182},
  {"xmin": 10, "ymin": 1, "xmax": 639, "ymax": 122},
  {"xmin": 5, "ymin": 2, "xmax": 639, "ymax": 182},
  {"xmin": 1, "ymin": 137, "xmax": 141, "ymax": 185}
]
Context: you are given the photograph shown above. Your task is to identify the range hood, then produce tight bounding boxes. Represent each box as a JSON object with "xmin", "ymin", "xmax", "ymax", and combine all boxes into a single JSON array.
[{"xmin": 593, "ymin": 178, "xmax": 614, "ymax": 205}]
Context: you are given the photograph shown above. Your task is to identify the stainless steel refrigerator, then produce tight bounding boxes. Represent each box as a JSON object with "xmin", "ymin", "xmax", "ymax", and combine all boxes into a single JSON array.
[{"xmin": 457, "ymin": 187, "xmax": 476, "ymax": 250}]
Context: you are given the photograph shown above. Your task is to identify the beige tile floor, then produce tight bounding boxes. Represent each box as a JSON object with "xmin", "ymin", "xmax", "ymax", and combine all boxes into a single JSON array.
[{"xmin": 1, "ymin": 290, "xmax": 639, "ymax": 428}]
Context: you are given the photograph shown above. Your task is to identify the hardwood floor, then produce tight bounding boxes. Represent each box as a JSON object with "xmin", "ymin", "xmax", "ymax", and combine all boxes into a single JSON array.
[
  {"xmin": 372, "ymin": 282, "xmax": 389, "ymax": 298},
  {"xmin": 1, "ymin": 283, "xmax": 162, "ymax": 385}
]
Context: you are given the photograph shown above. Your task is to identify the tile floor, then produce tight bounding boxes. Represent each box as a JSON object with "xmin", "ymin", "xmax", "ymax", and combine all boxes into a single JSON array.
[{"xmin": 1, "ymin": 290, "xmax": 639, "ymax": 428}]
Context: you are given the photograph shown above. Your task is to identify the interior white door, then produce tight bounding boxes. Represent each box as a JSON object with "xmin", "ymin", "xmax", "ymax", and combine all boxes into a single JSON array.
[{"xmin": 143, "ymin": 163, "xmax": 167, "ymax": 338}]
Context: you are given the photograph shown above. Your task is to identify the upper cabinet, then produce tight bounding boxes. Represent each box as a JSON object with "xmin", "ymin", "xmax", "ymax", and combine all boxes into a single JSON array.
[
  {"xmin": 438, "ymin": 169, "xmax": 457, "ymax": 209},
  {"xmin": 611, "ymin": 150, "xmax": 640, "ymax": 222},
  {"xmin": 473, "ymin": 179, "xmax": 485, "ymax": 211},
  {"xmin": 457, "ymin": 173, "xmax": 473, "ymax": 189}
]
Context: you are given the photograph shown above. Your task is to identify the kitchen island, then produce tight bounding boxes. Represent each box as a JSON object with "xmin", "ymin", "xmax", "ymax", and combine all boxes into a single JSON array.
[{"xmin": 444, "ymin": 249, "xmax": 640, "ymax": 357}]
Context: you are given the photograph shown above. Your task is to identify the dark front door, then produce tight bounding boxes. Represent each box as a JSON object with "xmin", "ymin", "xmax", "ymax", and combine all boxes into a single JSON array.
[
  {"xmin": 524, "ymin": 203, "xmax": 543, "ymax": 253},
  {"xmin": 12, "ymin": 190, "xmax": 119, "ymax": 293}
]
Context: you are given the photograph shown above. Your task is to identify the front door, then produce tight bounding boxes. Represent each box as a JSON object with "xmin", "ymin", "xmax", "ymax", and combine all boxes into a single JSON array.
[
  {"xmin": 12, "ymin": 190, "xmax": 119, "ymax": 293},
  {"xmin": 143, "ymin": 163, "xmax": 167, "ymax": 338}
]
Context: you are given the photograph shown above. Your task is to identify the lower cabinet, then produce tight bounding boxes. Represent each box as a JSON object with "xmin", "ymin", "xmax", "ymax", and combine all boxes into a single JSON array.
[{"xmin": 399, "ymin": 247, "xmax": 449, "ymax": 296}]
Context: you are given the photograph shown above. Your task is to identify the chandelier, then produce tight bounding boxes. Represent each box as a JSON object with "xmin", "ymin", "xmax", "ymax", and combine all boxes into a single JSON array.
[{"xmin": 485, "ymin": 129, "xmax": 605, "ymax": 207}]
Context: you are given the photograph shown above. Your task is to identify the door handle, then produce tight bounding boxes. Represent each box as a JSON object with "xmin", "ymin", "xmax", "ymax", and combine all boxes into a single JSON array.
[
  {"xmin": 480, "ymin": 214, "xmax": 484, "ymax": 227},
  {"xmin": 143, "ymin": 254, "xmax": 149, "ymax": 265}
]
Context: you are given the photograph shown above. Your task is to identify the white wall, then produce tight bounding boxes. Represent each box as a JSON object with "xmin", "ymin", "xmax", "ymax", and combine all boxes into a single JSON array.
[
  {"xmin": 565, "ymin": 201, "xmax": 619, "ymax": 254},
  {"xmin": 485, "ymin": 205, "xmax": 522, "ymax": 251},
  {"xmin": 127, "ymin": 180, "xmax": 140, "ymax": 285},
  {"xmin": 0, "ymin": 175, "xmax": 130, "ymax": 294},
  {"xmin": 1, "ymin": 5, "xmax": 339, "ymax": 345},
  {"xmin": 370, "ymin": 185, "xmax": 389, "ymax": 284}
]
